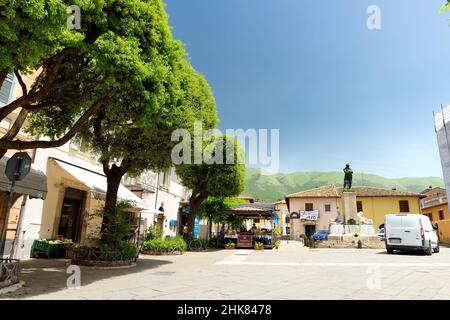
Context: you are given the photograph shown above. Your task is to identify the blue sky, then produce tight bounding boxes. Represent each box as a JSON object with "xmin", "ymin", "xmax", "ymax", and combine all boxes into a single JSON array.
[{"xmin": 165, "ymin": 0, "xmax": 450, "ymax": 178}]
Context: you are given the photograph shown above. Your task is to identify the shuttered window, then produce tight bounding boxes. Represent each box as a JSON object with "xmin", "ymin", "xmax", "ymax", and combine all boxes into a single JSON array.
[
  {"xmin": 399, "ymin": 200, "xmax": 410, "ymax": 213},
  {"xmin": 0, "ymin": 73, "xmax": 14, "ymax": 106}
]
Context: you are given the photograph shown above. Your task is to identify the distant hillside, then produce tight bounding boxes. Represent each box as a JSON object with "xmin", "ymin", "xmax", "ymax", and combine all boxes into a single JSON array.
[{"xmin": 243, "ymin": 168, "xmax": 445, "ymax": 202}]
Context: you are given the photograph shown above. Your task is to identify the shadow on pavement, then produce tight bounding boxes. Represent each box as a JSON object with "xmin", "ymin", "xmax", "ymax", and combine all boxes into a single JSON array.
[
  {"xmin": 1, "ymin": 256, "xmax": 172, "ymax": 299},
  {"xmin": 376, "ymin": 250, "xmax": 431, "ymax": 256}
]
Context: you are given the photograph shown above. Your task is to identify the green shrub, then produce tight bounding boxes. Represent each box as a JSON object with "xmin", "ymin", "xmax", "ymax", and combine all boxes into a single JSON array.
[
  {"xmin": 142, "ymin": 236, "xmax": 187, "ymax": 253},
  {"xmin": 74, "ymin": 243, "xmax": 138, "ymax": 261},
  {"xmin": 146, "ymin": 225, "xmax": 162, "ymax": 241}
]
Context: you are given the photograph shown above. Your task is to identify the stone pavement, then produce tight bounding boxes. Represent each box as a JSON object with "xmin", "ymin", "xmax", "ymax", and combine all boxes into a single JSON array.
[{"xmin": 2, "ymin": 241, "xmax": 450, "ymax": 300}]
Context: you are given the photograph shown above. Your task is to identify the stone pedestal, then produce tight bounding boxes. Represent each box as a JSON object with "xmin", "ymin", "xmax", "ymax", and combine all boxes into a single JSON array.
[
  {"xmin": 329, "ymin": 223, "xmax": 375, "ymax": 236},
  {"xmin": 342, "ymin": 192, "xmax": 357, "ymax": 222}
]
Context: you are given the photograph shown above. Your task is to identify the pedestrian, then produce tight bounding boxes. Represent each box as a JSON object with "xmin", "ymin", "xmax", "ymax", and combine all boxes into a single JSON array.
[{"xmin": 183, "ymin": 224, "xmax": 188, "ymax": 240}]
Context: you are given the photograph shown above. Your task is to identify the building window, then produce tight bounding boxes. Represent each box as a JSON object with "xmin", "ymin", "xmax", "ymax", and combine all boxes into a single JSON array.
[
  {"xmin": 70, "ymin": 136, "xmax": 88, "ymax": 153},
  {"xmin": 356, "ymin": 201, "xmax": 363, "ymax": 212},
  {"xmin": 285, "ymin": 216, "xmax": 290, "ymax": 224},
  {"xmin": 424, "ymin": 213, "xmax": 432, "ymax": 221},
  {"xmin": 305, "ymin": 203, "xmax": 313, "ymax": 211},
  {"xmin": 0, "ymin": 72, "xmax": 15, "ymax": 106},
  {"xmin": 0, "ymin": 117, "xmax": 12, "ymax": 129},
  {"xmin": 439, "ymin": 210, "xmax": 445, "ymax": 220},
  {"xmin": 158, "ymin": 170, "xmax": 170, "ymax": 190},
  {"xmin": 324, "ymin": 204, "xmax": 331, "ymax": 212},
  {"xmin": 399, "ymin": 200, "xmax": 410, "ymax": 213}
]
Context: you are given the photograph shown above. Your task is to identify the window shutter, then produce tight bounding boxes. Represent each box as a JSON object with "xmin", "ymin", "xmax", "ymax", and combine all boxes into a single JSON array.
[{"xmin": 0, "ymin": 73, "xmax": 14, "ymax": 106}]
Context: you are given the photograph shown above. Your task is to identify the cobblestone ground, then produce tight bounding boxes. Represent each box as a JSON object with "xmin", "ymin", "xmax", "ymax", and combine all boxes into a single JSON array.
[{"xmin": 2, "ymin": 241, "xmax": 450, "ymax": 300}]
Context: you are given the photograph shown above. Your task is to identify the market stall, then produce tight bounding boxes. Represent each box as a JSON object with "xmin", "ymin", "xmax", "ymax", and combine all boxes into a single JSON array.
[{"xmin": 221, "ymin": 203, "xmax": 276, "ymax": 249}]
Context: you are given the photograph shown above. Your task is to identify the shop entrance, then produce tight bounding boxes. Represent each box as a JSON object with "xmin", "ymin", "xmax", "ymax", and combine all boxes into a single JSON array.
[
  {"xmin": 304, "ymin": 225, "xmax": 316, "ymax": 237},
  {"xmin": 57, "ymin": 188, "xmax": 85, "ymax": 243}
]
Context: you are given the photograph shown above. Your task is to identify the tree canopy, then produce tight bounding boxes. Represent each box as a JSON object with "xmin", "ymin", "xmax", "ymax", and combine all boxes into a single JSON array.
[
  {"xmin": 23, "ymin": 0, "xmax": 219, "ymax": 215},
  {"xmin": 176, "ymin": 134, "xmax": 246, "ymax": 234},
  {"xmin": 198, "ymin": 196, "xmax": 245, "ymax": 230},
  {"xmin": 0, "ymin": 0, "xmax": 187, "ymax": 157}
]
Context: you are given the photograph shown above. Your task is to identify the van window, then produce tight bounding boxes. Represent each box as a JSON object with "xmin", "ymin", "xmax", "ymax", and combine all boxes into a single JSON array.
[{"xmin": 399, "ymin": 200, "xmax": 410, "ymax": 213}]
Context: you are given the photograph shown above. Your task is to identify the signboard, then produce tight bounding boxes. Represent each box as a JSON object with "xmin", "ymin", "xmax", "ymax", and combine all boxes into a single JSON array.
[
  {"xmin": 5, "ymin": 152, "xmax": 32, "ymax": 181},
  {"xmin": 300, "ymin": 210, "xmax": 319, "ymax": 221},
  {"xmin": 193, "ymin": 218, "xmax": 199, "ymax": 237}
]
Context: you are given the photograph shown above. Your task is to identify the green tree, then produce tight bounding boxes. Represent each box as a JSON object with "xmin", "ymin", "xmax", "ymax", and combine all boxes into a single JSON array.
[
  {"xmin": 175, "ymin": 135, "xmax": 246, "ymax": 235},
  {"xmin": 24, "ymin": 0, "xmax": 219, "ymax": 245},
  {"xmin": 441, "ymin": 1, "xmax": 450, "ymax": 13},
  {"xmin": 75, "ymin": 58, "xmax": 218, "ymax": 215},
  {"xmin": 0, "ymin": 0, "xmax": 186, "ymax": 160},
  {"xmin": 0, "ymin": 0, "xmax": 77, "ymax": 84},
  {"xmin": 198, "ymin": 196, "xmax": 245, "ymax": 234}
]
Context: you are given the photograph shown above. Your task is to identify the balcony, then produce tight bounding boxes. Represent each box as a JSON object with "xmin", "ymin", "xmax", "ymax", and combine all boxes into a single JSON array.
[
  {"xmin": 421, "ymin": 196, "xmax": 448, "ymax": 209},
  {"xmin": 123, "ymin": 171, "xmax": 157, "ymax": 195}
]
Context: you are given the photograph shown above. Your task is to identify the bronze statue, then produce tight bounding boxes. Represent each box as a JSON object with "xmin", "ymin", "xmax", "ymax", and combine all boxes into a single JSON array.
[{"xmin": 343, "ymin": 163, "xmax": 353, "ymax": 190}]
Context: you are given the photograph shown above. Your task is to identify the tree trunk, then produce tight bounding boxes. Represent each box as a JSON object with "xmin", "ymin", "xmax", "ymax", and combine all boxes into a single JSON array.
[
  {"xmin": 188, "ymin": 197, "xmax": 199, "ymax": 238},
  {"xmin": 209, "ymin": 218, "xmax": 213, "ymax": 238},
  {"xmin": 188, "ymin": 192, "xmax": 207, "ymax": 238},
  {"xmin": 0, "ymin": 68, "xmax": 8, "ymax": 86},
  {"xmin": 100, "ymin": 166, "xmax": 123, "ymax": 238},
  {"xmin": 105, "ymin": 171, "xmax": 122, "ymax": 213}
]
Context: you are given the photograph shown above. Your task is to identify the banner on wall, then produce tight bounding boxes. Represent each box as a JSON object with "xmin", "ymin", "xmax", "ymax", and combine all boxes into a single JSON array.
[{"xmin": 299, "ymin": 210, "xmax": 319, "ymax": 221}]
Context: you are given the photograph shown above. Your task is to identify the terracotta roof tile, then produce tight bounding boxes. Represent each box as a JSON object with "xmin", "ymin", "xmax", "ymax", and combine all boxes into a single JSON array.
[
  {"xmin": 286, "ymin": 184, "xmax": 423, "ymax": 198},
  {"xmin": 286, "ymin": 184, "xmax": 339, "ymax": 198},
  {"xmin": 336, "ymin": 187, "xmax": 423, "ymax": 197}
]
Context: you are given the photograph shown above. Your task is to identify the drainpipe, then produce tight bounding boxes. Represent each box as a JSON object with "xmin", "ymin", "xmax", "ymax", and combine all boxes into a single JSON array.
[{"xmin": 153, "ymin": 172, "xmax": 160, "ymax": 225}]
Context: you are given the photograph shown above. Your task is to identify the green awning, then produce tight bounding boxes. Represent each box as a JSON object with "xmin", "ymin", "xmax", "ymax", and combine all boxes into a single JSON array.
[{"xmin": 0, "ymin": 156, "xmax": 47, "ymax": 199}]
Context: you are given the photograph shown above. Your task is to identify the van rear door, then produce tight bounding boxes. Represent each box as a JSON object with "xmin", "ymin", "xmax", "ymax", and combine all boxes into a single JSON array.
[
  {"xmin": 385, "ymin": 215, "xmax": 403, "ymax": 244},
  {"xmin": 400, "ymin": 216, "xmax": 422, "ymax": 247}
]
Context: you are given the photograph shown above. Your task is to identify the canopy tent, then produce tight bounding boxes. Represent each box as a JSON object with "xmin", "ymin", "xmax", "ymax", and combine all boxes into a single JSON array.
[
  {"xmin": 220, "ymin": 203, "xmax": 276, "ymax": 219},
  {"xmin": 220, "ymin": 203, "xmax": 277, "ymax": 249},
  {"xmin": 0, "ymin": 156, "xmax": 47, "ymax": 199},
  {"xmin": 52, "ymin": 158, "xmax": 148, "ymax": 210}
]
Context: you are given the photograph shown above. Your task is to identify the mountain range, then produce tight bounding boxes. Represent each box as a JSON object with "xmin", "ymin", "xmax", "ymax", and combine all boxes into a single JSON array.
[{"xmin": 243, "ymin": 168, "xmax": 445, "ymax": 202}]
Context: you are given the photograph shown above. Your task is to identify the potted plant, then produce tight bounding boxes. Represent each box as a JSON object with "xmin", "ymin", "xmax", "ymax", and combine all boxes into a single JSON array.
[
  {"xmin": 274, "ymin": 240, "xmax": 281, "ymax": 249},
  {"xmin": 254, "ymin": 241, "xmax": 264, "ymax": 250},
  {"xmin": 225, "ymin": 242, "xmax": 236, "ymax": 249}
]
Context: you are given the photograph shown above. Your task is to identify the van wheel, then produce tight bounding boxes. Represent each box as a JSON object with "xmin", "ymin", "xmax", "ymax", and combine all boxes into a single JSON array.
[
  {"xmin": 433, "ymin": 243, "xmax": 440, "ymax": 253},
  {"xmin": 386, "ymin": 246, "xmax": 394, "ymax": 254},
  {"xmin": 426, "ymin": 241, "xmax": 433, "ymax": 256}
]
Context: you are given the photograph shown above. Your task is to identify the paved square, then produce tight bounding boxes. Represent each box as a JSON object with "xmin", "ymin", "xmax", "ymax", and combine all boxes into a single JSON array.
[{"xmin": 2, "ymin": 241, "xmax": 450, "ymax": 300}]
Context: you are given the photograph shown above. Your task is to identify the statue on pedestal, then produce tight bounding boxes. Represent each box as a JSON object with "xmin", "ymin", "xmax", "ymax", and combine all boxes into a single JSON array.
[
  {"xmin": 330, "ymin": 211, "xmax": 344, "ymax": 224},
  {"xmin": 357, "ymin": 211, "xmax": 373, "ymax": 225},
  {"xmin": 343, "ymin": 163, "xmax": 353, "ymax": 190}
]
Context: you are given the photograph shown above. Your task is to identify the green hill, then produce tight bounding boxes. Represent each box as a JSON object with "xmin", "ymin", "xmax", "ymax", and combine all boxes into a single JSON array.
[{"xmin": 243, "ymin": 168, "xmax": 445, "ymax": 202}]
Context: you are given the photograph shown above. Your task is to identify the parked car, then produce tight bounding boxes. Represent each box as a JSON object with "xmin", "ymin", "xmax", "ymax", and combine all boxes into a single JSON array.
[
  {"xmin": 377, "ymin": 228, "xmax": 385, "ymax": 241},
  {"xmin": 312, "ymin": 230, "xmax": 330, "ymax": 241},
  {"xmin": 384, "ymin": 214, "xmax": 439, "ymax": 255}
]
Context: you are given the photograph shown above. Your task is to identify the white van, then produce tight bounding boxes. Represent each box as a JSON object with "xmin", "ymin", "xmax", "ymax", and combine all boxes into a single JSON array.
[{"xmin": 384, "ymin": 214, "xmax": 439, "ymax": 255}]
